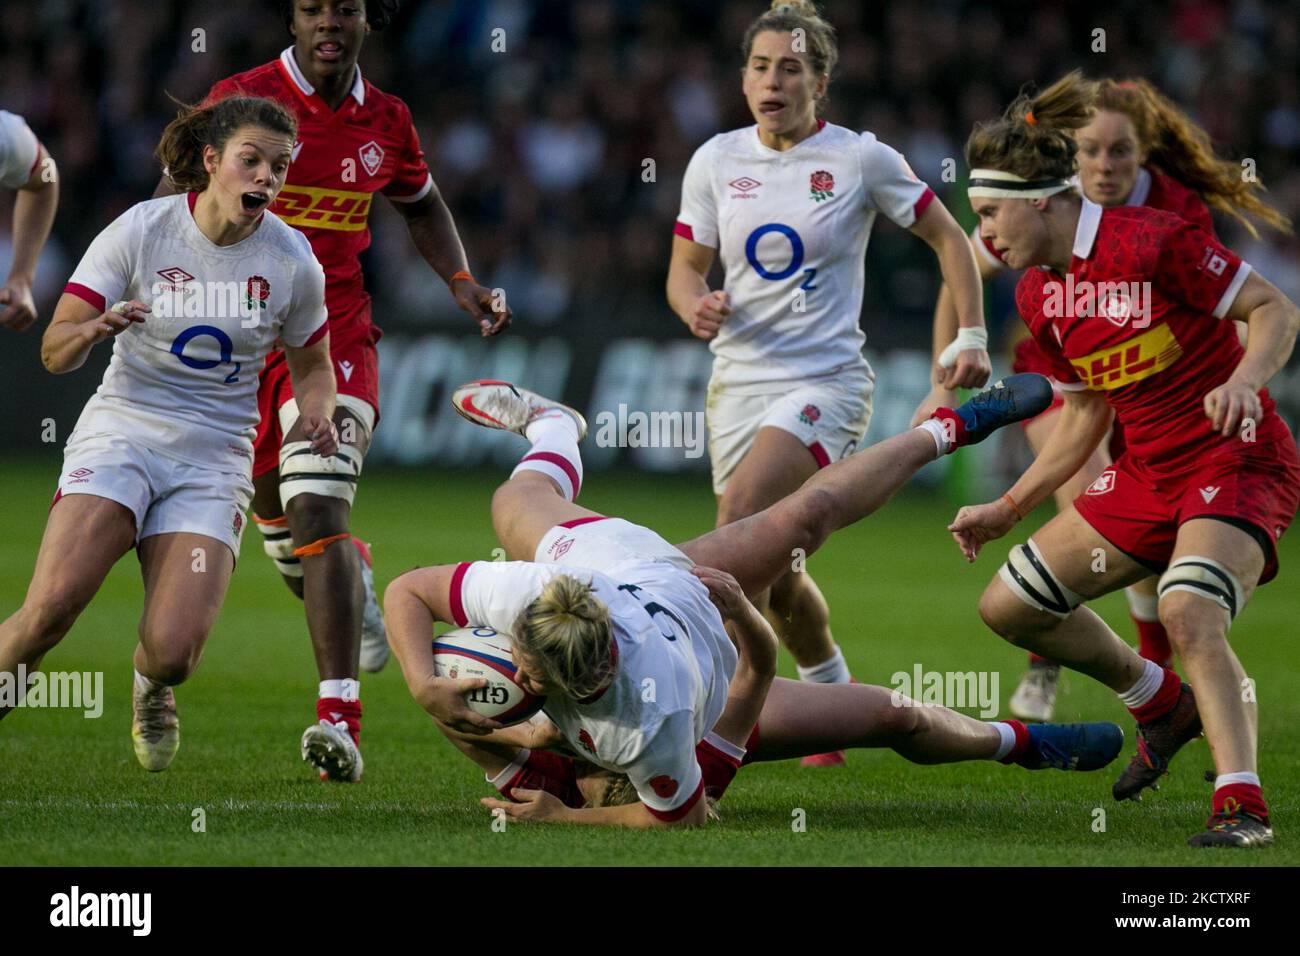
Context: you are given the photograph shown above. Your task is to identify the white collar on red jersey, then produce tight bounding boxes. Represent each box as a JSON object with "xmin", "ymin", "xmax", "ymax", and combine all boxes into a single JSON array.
[
  {"xmin": 279, "ymin": 47, "xmax": 365, "ymax": 106},
  {"xmin": 1126, "ymin": 166, "xmax": 1152, "ymax": 207},
  {"xmin": 1073, "ymin": 197, "xmax": 1104, "ymax": 259}
]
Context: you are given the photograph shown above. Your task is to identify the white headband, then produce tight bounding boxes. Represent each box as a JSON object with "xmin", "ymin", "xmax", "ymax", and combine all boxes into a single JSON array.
[{"xmin": 968, "ymin": 168, "xmax": 1072, "ymax": 200}]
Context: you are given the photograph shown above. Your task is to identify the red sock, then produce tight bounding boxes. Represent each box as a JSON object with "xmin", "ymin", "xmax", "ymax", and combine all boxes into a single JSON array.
[
  {"xmin": 317, "ymin": 697, "xmax": 362, "ymax": 746},
  {"xmin": 997, "ymin": 719, "xmax": 1031, "ymax": 764},
  {"xmin": 1128, "ymin": 668, "xmax": 1181, "ymax": 724},
  {"xmin": 1133, "ymin": 615, "xmax": 1173, "ymax": 667},
  {"xmin": 1214, "ymin": 783, "xmax": 1269, "ymax": 823},
  {"xmin": 928, "ymin": 407, "xmax": 966, "ymax": 450}
]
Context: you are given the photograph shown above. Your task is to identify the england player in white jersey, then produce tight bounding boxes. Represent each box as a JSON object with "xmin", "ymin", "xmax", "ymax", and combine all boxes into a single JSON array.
[
  {"xmin": 0, "ymin": 109, "xmax": 58, "ymax": 332},
  {"xmin": 666, "ymin": 1, "xmax": 991, "ymax": 764},
  {"xmin": 0, "ymin": 96, "xmax": 339, "ymax": 773},
  {"xmin": 385, "ymin": 370, "xmax": 1058, "ymax": 826}
]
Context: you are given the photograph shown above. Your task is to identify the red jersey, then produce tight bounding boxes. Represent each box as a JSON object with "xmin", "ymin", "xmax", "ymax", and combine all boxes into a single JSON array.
[
  {"xmin": 1016, "ymin": 200, "xmax": 1264, "ymax": 475},
  {"xmin": 979, "ymin": 166, "xmax": 1215, "ymax": 269},
  {"xmin": 205, "ymin": 49, "xmax": 433, "ymax": 352}
]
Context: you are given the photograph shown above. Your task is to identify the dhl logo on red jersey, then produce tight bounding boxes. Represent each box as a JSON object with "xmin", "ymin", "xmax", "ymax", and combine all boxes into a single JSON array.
[
  {"xmin": 1071, "ymin": 323, "xmax": 1183, "ymax": 390},
  {"xmin": 272, "ymin": 186, "xmax": 372, "ymax": 232}
]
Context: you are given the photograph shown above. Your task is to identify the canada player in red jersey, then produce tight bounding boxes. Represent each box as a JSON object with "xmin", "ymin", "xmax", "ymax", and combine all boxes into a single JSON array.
[
  {"xmin": 921, "ymin": 73, "xmax": 1292, "ymax": 722},
  {"xmin": 158, "ymin": 0, "xmax": 510, "ymax": 782},
  {"xmin": 949, "ymin": 81, "xmax": 1300, "ymax": 848}
]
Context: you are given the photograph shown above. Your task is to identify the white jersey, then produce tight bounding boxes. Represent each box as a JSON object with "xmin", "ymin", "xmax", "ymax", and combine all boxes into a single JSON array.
[
  {"xmin": 676, "ymin": 121, "xmax": 934, "ymax": 392},
  {"xmin": 64, "ymin": 193, "xmax": 327, "ymax": 471},
  {"xmin": 450, "ymin": 556, "xmax": 736, "ymax": 819},
  {"xmin": 0, "ymin": 110, "xmax": 40, "ymax": 188}
]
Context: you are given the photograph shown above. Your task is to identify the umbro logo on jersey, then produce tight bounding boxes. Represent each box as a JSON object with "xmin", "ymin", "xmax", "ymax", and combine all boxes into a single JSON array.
[
  {"xmin": 358, "ymin": 141, "xmax": 384, "ymax": 177},
  {"xmin": 1200, "ymin": 486, "xmax": 1221, "ymax": 503},
  {"xmin": 68, "ymin": 468, "xmax": 94, "ymax": 479},
  {"xmin": 729, "ymin": 176, "xmax": 761, "ymax": 198},
  {"xmin": 157, "ymin": 266, "xmax": 194, "ymax": 291},
  {"xmin": 339, "ymin": 360, "xmax": 354, "ymax": 382},
  {"xmin": 291, "ymin": 141, "xmax": 303, "ymax": 162}
]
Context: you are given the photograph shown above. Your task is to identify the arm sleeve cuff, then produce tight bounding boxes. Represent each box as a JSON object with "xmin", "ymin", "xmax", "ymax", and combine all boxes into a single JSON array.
[{"xmin": 1213, "ymin": 262, "xmax": 1252, "ymax": 319}]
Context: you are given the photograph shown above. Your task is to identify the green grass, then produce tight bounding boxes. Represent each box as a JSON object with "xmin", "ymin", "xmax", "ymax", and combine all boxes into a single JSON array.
[{"xmin": 1, "ymin": 458, "xmax": 1296, "ymax": 865}]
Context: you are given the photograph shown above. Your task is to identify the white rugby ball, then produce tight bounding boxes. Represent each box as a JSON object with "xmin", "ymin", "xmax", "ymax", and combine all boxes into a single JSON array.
[{"xmin": 432, "ymin": 626, "xmax": 545, "ymax": 726}]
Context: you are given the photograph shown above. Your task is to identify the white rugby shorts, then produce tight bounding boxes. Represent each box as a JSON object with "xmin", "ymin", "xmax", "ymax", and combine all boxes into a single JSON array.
[
  {"xmin": 57, "ymin": 431, "xmax": 253, "ymax": 559},
  {"xmin": 705, "ymin": 364, "xmax": 875, "ymax": 495}
]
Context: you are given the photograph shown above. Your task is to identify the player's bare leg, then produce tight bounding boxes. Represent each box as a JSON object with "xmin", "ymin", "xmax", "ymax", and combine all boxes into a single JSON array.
[
  {"xmin": 130, "ymin": 531, "xmax": 234, "ymax": 771},
  {"xmin": 450, "ymin": 380, "xmax": 595, "ymax": 560},
  {"xmin": 1162, "ymin": 518, "xmax": 1271, "ymax": 848},
  {"xmin": 458, "ymin": 375, "xmax": 1052, "ymax": 606},
  {"xmin": 277, "ymin": 403, "xmax": 373, "ymax": 782},
  {"xmin": 973, "ymin": 506, "xmax": 1207, "ymax": 810},
  {"xmin": 254, "ymin": 405, "xmax": 388, "ymax": 674},
  {"xmin": 0, "ymin": 495, "xmax": 136, "ymax": 720},
  {"xmin": 1009, "ymin": 409, "xmax": 1110, "ymax": 720},
  {"xmin": 747, "ymin": 678, "xmax": 1121, "ymax": 770},
  {"xmin": 717, "ymin": 426, "xmax": 849, "ymax": 765}
]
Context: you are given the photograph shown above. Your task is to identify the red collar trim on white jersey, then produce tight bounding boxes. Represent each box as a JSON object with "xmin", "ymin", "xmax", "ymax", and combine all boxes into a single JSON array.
[
  {"xmin": 278, "ymin": 47, "xmax": 365, "ymax": 108},
  {"xmin": 1072, "ymin": 198, "xmax": 1104, "ymax": 259}
]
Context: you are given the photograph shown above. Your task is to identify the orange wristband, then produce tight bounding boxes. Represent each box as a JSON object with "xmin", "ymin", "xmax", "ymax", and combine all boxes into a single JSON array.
[
  {"xmin": 1001, "ymin": 492, "xmax": 1025, "ymax": 520},
  {"xmin": 449, "ymin": 269, "xmax": 476, "ymax": 286}
]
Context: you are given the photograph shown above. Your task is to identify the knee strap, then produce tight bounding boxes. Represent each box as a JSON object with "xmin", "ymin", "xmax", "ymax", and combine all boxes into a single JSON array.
[
  {"xmin": 254, "ymin": 514, "xmax": 302, "ymax": 578},
  {"xmin": 997, "ymin": 538, "xmax": 1084, "ymax": 619},
  {"xmin": 293, "ymin": 533, "xmax": 352, "ymax": 558},
  {"xmin": 1158, "ymin": 556, "xmax": 1243, "ymax": 620},
  {"xmin": 278, "ymin": 441, "xmax": 363, "ymax": 508}
]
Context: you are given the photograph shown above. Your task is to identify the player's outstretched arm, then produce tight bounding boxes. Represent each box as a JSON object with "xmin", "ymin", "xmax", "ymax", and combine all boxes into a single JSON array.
[
  {"xmin": 667, "ymin": 235, "xmax": 729, "ymax": 341},
  {"xmin": 692, "ymin": 566, "xmax": 777, "ymax": 749},
  {"xmin": 41, "ymin": 296, "xmax": 149, "ymax": 373},
  {"xmin": 1207, "ymin": 271, "xmax": 1300, "ymax": 436},
  {"xmin": 949, "ymin": 388, "xmax": 1112, "ymax": 561},
  {"xmin": 912, "ymin": 234, "xmax": 1003, "ymax": 425},
  {"xmin": 910, "ymin": 200, "xmax": 991, "ymax": 391},
  {"xmin": 2, "ymin": 144, "xmax": 59, "ymax": 333},
  {"xmin": 390, "ymin": 189, "xmax": 510, "ymax": 337},
  {"xmin": 283, "ymin": 336, "xmax": 339, "ymax": 457},
  {"xmin": 383, "ymin": 567, "xmax": 503, "ymax": 736}
]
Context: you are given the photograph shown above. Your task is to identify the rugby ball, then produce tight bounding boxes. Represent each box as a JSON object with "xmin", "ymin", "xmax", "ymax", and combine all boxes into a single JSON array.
[{"xmin": 432, "ymin": 626, "xmax": 545, "ymax": 726}]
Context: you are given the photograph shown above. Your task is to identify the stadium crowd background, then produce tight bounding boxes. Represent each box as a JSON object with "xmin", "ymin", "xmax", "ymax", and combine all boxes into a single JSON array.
[{"xmin": 2, "ymin": 0, "xmax": 1299, "ymax": 460}]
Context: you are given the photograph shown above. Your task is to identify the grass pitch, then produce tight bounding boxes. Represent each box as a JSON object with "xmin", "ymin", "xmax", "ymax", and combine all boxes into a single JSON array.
[{"xmin": 1, "ymin": 459, "xmax": 1296, "ymax": 866}]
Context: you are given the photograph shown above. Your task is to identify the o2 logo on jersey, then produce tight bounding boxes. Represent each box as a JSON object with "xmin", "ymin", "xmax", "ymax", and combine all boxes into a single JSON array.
[
  {"xmin": 170, "ymin": 325, "xmax": 241, "ymax": 384},
  {"xmin": 745, "ymin": 224, "xmax": 817, "ymax": 290}
]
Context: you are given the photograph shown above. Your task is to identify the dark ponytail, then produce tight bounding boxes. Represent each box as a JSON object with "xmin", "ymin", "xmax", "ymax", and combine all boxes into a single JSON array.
[{"xmin": 156, "ymin": 95, "xmax": 297, "ymax": 192}]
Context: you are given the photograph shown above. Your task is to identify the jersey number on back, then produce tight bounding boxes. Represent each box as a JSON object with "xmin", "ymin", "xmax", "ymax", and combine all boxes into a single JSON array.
[{"xmin": 617, "ymin": 583, "xmax": 686, "ymax": 642}]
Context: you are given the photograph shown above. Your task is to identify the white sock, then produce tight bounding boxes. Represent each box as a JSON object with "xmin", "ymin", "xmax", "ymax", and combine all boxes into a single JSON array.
[
  {"xmin": 1125, "ymin": 587, "xmax": 1160, "ymax": 622},
  {"xmin": 133, "ymin": 670, "xmax": 167, "ymax": 695},
  {"xmin": 319, "ymin": 678, "xmax": 360, "ymax": 701},
  {"xmin": 513, "ymin": 413, "xmax": 583, "ymax": 501},
  {"xmin": 915, "ymin": 419, "xmax": 949, "ymax": 456},
  {"xmin": 990, "ymin": 721, "xmax": 1017, "ymax": 761},
  {"xmin": 1118, "ymin": 659, "xmax": 1164, "ymax": 708},
  {"xmin": 1215, "ymin": 771, "xmax": 1261, "ymax": 789},
  {"xmin": 797, "ymin": 646, "xmax": 851, "ymax": 683}
]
